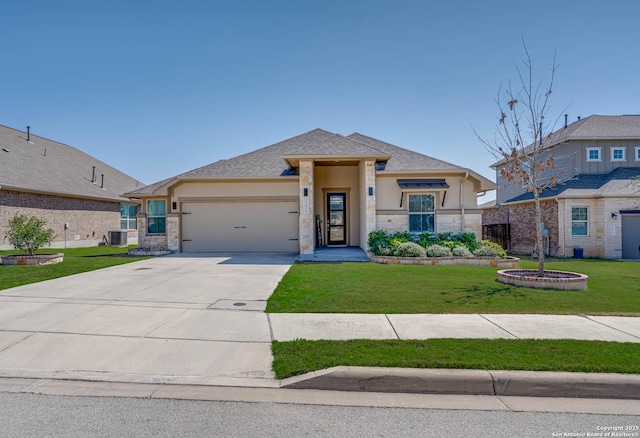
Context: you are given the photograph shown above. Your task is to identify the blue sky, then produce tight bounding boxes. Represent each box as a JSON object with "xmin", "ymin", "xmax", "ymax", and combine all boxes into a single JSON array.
[{"xmin": 2, "ymin": 1, "xmax": 639, "ymax": 200}]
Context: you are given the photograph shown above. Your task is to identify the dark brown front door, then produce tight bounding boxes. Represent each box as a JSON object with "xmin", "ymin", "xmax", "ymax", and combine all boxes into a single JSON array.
[{"xmin": 327, "ymin": 193, "xmax": 346, "ymax": 245}]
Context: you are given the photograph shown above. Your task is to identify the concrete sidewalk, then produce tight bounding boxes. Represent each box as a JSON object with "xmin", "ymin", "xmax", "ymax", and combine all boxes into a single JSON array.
[{"xmin": 269, "ymin": 313, "xmax": 640, "ymax": 343}]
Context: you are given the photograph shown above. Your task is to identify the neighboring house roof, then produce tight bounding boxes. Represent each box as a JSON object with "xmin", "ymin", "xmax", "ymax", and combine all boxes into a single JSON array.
[
  {"xmin": 0, "ymin": 124, "xmax": 143, "ymax": 202},
  {"xmin": 506, "ymin": 167, "xmax": 640, "ymax": 203},
  {"xmin": 126, "ymin": 129, "xmax": 495, "ymax": 197},
  {"xmin": 491, "ymin": 115, "xmax": 640, "ymax": 167}
]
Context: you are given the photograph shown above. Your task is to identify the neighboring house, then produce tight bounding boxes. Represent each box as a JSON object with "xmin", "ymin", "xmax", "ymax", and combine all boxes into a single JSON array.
[
  {"xmin": 0, "ymin": 125, "xmax": 144, "ymax": 249},
  {"xmin": 124, "ymin": 129, "xmax": 496, "ymax": 254},
  {"xmin": 483, "ymin": 115, "xmax": 640, "ymax": 259}
]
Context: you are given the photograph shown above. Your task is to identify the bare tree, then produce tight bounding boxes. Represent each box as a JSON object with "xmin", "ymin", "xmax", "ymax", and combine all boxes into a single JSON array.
[{"xmin": 475, "ymin": 42, "xmax": 564, "ymax": 277}]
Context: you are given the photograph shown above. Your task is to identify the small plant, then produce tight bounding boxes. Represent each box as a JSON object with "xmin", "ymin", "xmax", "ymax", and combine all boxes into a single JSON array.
[
  {"xmin": 425, "ymin": 244, "xmax": 452, "ymax": 257},
  {"xmin": 473, "ymin": 240, "xmax": 507, "ymax": 259},
  {"xmin": 7, "ymin": 214, "xmax": 55, "ymax": 255},
  {"xmin": 452, "ymin": 246, "xmax": 473, "ymax": 257},
  {"xmin": 394, "ymin": 242, "xmax": 427, "ymax": 258},
  {"xmin": 368, "ymin": 230, "xmax": 391, "ymax": 255}
]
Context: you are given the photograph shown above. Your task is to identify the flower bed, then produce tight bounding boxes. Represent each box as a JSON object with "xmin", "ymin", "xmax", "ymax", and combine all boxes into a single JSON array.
[
  {"xmin": 370, "ymin": 253, "xmax": 520, "ymax": 268},
  {"xmin": 1, "ymin": 253, "xmax": 64, "ymax": 266}
]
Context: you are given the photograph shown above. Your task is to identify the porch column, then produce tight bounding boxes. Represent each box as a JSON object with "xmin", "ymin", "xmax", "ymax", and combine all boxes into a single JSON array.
[
  {"xmin": 299, "ymin": 159, "xmax": 315, "ymax": 255},
  {"xmin": 365, "ymin": 159, "xmax": 377, "ymax": 245}
]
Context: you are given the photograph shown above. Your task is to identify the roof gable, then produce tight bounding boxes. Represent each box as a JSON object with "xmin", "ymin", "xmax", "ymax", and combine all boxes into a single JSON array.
[
  {"xmin": 0, "ymin": 125, "xmax": 142, "ymax": 202},
  {"xmin": 127, "ymin": 128, "xmax": 495, "ymax": 196}
]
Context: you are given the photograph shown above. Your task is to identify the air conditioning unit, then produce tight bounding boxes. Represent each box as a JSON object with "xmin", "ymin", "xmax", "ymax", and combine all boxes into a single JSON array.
[{"xmin": 108, "ymin": 230, "xmax": 128, "ymax": 247}]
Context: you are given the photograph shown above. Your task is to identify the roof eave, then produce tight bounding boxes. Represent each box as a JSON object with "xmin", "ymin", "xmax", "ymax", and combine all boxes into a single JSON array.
[
  {"xmin": 0, "ymin": 184, "xmax": 128, "ymax": 203},
  {"xmin": 283, "ymin": 153, "xmax": 392, "ymax": 167}
]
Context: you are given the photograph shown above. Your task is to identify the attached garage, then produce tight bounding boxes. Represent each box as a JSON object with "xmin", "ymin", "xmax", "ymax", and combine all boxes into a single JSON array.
[
  {"xmin": 180, "ymin": 201, "xmax": 299, "ymax": 252},
  {"xmin": 621, "ymin": 212, "xmax": 640, "ymax": 260}
]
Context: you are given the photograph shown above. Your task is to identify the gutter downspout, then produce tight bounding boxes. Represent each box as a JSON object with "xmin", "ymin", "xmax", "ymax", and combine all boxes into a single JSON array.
[{"xmin": 460, "ymin": 171, "xmax": 469, "ymax": 232}]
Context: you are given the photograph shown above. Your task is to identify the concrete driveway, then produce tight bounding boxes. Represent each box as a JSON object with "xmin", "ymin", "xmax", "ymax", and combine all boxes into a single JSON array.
[{"xmin": 0, "ymin": 253, "xmax": 295, "ymax": 387}]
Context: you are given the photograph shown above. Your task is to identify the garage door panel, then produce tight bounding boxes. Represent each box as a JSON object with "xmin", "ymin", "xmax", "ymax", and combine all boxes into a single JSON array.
[{"xmin": 181, "ymin": 202, "xmax": 298, "ymax": 253}]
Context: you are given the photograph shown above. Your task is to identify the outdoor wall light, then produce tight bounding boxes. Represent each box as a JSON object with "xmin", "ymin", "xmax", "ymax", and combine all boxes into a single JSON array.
[
  {"xmin": 611, "ymin": 212, "xmax": 618, "ymax": 219},
  {"xmin": 303, "ymin": 188, "xmax": 308, "ymax": 197},
  {"xmin": 368, "ymin": 186, "xmax": 373, "ymax": 196}
]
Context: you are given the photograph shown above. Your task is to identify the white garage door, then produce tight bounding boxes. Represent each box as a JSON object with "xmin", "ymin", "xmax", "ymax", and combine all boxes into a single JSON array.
[{"xmin": 181, "ymin": 201, "xmax": 299, "ymax": 253}]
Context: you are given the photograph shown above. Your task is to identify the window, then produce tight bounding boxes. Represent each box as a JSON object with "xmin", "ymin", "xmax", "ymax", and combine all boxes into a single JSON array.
[
  {"xmin": 571, "ymin": 207, "xmax": 588, "ymax": 236},
  {"xmin": 586, "ymin": 147, "xmax": 601, "ymax": 162},
  {"xmin": 635, "ymin": 147, "xmax": 640, "ymax": 161},
  {"xmin": 408, "ymin": 194, "xmax": 435, "ymax": 232},
  {"xmin": 611, "ymin": 147, "xmax": 626, "ymax": 162},
  {"xmin": 120, "ymin": 204, "xmax": 138, "ymax": 230},
  {"xmin": 147, "ymin": 200, "xmax": 166, "ymax": 234}
]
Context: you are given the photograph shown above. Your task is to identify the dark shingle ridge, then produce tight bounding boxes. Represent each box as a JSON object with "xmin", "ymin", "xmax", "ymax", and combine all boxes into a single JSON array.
[{"xmin": 506, "ymin": 167, "xmax": 640, "ymax": 203}]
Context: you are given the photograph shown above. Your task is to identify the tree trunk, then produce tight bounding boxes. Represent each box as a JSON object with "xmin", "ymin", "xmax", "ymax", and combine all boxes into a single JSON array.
[{"xmin": 533, "ymin": 190, "xmax": 545, "ymax": 277}]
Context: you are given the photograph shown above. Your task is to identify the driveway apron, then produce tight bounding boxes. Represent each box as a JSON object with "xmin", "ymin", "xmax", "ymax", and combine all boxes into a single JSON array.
[{"xmin": 0, "ymin": 253, "xmax": 295, "ymax": 387}]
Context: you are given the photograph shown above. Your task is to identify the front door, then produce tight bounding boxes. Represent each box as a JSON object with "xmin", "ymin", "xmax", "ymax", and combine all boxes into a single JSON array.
[{"xmin": 327, "ymin": 193, "xmax": 347, "ymax": 245}]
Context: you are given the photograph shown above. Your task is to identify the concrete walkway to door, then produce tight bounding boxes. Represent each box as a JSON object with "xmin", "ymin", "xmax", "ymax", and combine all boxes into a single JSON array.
[{"xmin": 0, "ymin": 253, "xmax": 295, "ymax": 387}]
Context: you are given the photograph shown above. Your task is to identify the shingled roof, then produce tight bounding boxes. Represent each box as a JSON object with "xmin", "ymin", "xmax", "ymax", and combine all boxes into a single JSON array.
[
  {"xmin": 0, "ymin": 125, "xmax": 143, "ymax": 202},
  {"xmin": 493, "ymin": 115, "xmax": 640, "ymax": 167},
  {"xmin": 126, "ymin": 129, "xmax": 483, "ymax": 197},
  {"xmin": 506, "ymin": 167, "xmax": 640, "ymax": 203}
]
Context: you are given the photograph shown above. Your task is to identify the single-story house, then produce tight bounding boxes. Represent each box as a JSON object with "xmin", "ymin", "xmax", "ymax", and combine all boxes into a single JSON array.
[
  {"xmin": 483, "ymin": 114, "xmax": 640, "ymax": 259},
  {"xmin": 125, "ymin": 129, "xmax": 495, "ymax": 254},
  {"xmin": 0, "ymin": 125, "xmax": 144, "ymax": 249}
]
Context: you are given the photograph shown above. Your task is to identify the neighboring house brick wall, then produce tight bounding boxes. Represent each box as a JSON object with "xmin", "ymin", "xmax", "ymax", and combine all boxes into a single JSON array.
[
  {"xmin": 482, "ymin": 204, "xmax": 509, "ymax": 225},
  {"xmin": 0, "ymin": 189, "xmax": 133, "ymax": 249},
  {"xmin": 508, "ymin": 200, "xmax": 559, "ymax": 255}
]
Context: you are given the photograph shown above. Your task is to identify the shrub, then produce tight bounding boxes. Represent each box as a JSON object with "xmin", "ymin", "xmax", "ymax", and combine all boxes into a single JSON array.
[
  {"xmin": 425, "ymin": 244, "xmax": 452, "ymax": 257},
  {"xmin": 452, "ymin": 246, "xmax": 473, "ymax": 257},
  {"xmin": 368, "ymin": 230, "xmax": 391, "ymax": 255},
  {"xmin": 394, "ymin": 242, "xmax": 427, "ymax": 258},
  {"xmin": 473, "ymin": 240, "xmax": 507, "ymax": 259},
  {"xmin": 7, "ymin": 214, "xmax": 55, "ymax": 255}
]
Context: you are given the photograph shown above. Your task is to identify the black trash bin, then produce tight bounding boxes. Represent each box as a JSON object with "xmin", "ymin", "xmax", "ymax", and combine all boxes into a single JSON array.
[{"xmin": 573, "ymin": 247, "xmax": 584, "ymax": 259}]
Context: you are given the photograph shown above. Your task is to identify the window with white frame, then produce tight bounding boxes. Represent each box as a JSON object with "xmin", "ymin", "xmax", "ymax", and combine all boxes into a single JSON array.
[
  {"xmin": 635, "ymin": 146, "xmax": 640, "ymax": 161},
  {"xmin": 610, "ymin": 147, "xmax": 626, "ymax": 162},
  {"xmin": 571, "ymin": 207, "xmax": 588, "ymax": 236},
  {"xmin": 586, "ymin": 147, "xmax": 601, "ymax": 162},
  {"xmin": 120, "ymin": 204, "xmax": 138, "ymax": 230},
  {"xmin": 408, "ymin": 194, "xmax": 435, "ymax": 233},
  {"xmin": 147, "ymin": 200, "xmax": 166, "ymax": 234}
]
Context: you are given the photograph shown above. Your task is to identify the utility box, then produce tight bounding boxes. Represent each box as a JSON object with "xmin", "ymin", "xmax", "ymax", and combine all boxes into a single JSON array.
[{"xmin": 108, "ymin": 230, "xmax": 128, "ymax": 247}]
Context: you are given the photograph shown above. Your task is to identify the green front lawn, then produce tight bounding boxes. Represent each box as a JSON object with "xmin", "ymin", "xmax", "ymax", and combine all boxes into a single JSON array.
[
  {"xmin": 272, "ymin": 338, "xmax": 640, "ymax": 379},
  {"xmin": 0, "ymin": 246, "xmax": 150, "ymax": 290},
  {"xmin": 267, "ymin": 259, "xmax": 640, "ymax": 315}
]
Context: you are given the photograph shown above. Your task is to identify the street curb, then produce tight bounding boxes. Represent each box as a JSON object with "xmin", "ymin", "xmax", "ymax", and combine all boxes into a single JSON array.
[{"xmin": 280, "ymin": 367, "xmax": 640, "ymax": 399}]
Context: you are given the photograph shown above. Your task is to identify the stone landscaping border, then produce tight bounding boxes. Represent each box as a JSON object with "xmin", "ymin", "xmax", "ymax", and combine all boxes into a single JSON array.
[
  {"xmin": 1, "ymin": 253, "xmax": 64, "ymax": 266},
  {"xmin": 128, "ymin": 248, "xmax": 173, "ymax": 256},
  {"xmin": 369, "ymin": 254, "xmax": 519, "ymax": 268},
  {"xmin": 497, "ymin": 269, "xmax": 588, "ymax": 291}
]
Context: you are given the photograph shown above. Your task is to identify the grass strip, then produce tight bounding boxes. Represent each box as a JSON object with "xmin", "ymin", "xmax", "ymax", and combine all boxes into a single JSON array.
[
  {"xmin": 267, "ymin": 259, "xmax": 640, "ymax": 315},
  {"xmin": 0, "ymin": 246, "xmax": 150, "ymax": 290},
  {"xmin": 272, "ymin": 338, "xmax": 640, "ymax": 379}
]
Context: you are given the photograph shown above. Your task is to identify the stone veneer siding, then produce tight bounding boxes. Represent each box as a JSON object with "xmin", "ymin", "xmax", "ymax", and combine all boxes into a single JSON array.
[
  {"xmin": 137, "ymin": 213, "xmax": 168, "ymax": 249},
  {"xmin": 508, "ymin": 200, "xmax": 559, "ymax": 255},
  {"xmin": 0, "ymin": 189, "xmax": 135, "ymax": 249},
  {"xmin": 298, "ymin": 160, "xmax": 315, "ymax": 255}
]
